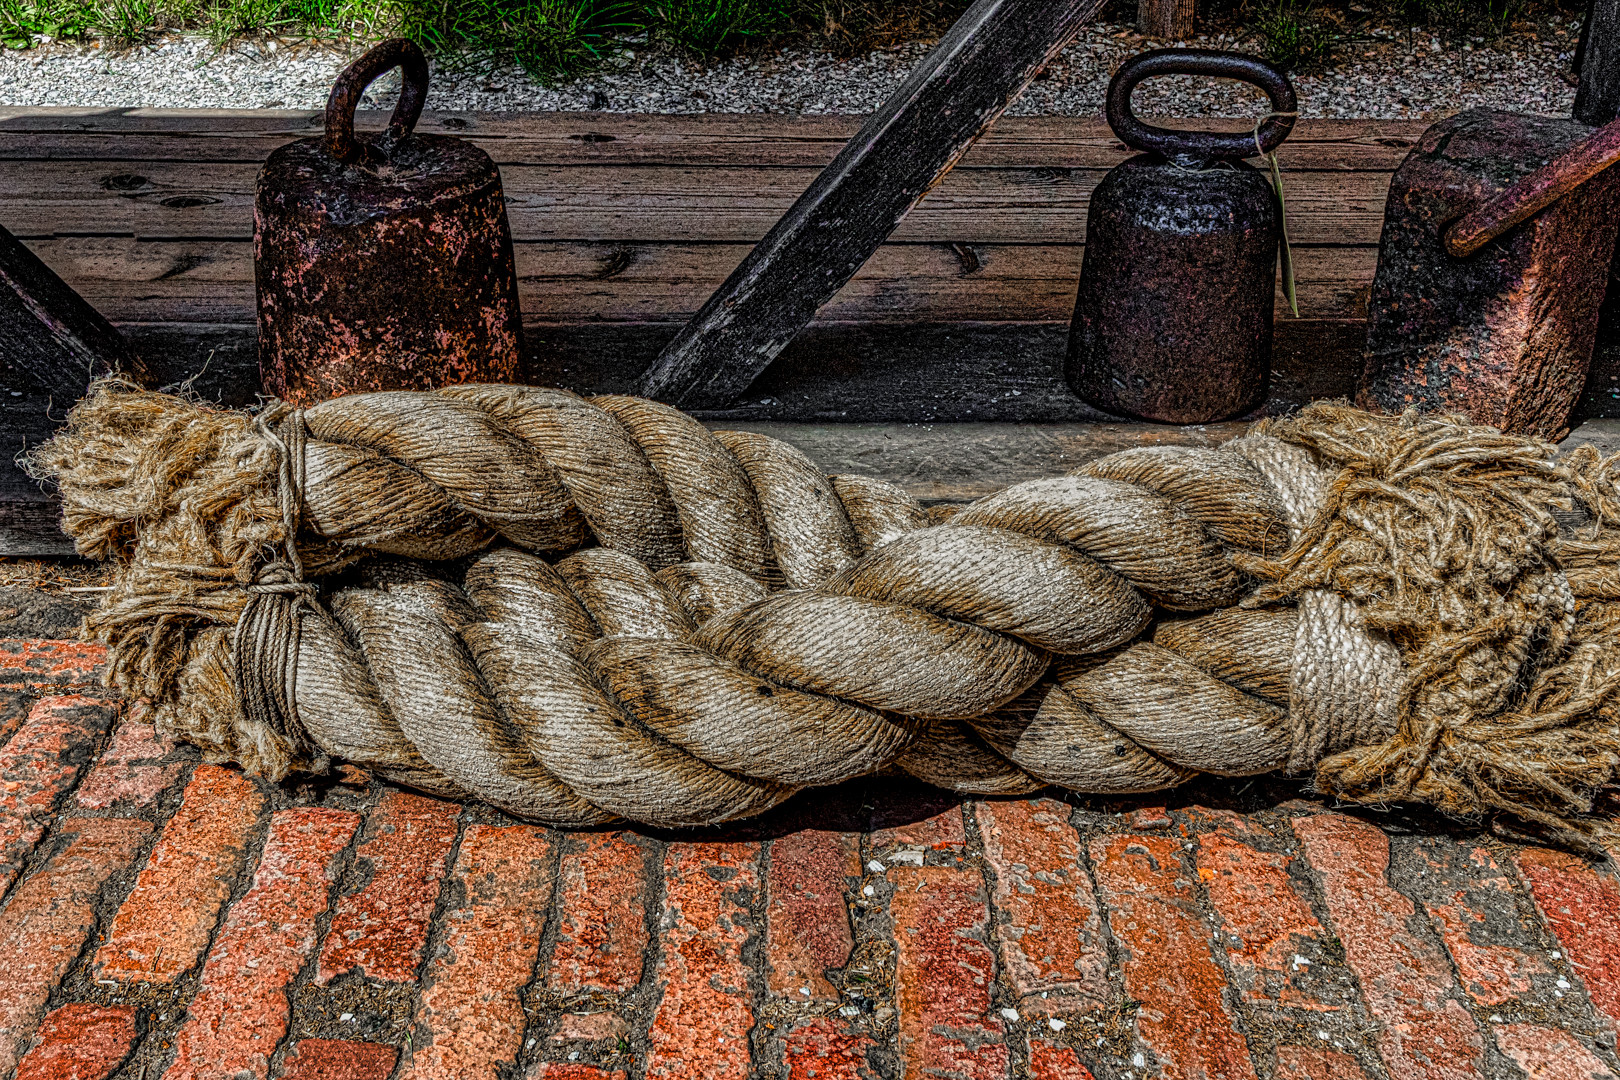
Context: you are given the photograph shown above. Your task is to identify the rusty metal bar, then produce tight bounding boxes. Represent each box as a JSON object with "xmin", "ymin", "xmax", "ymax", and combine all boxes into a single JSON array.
[{"xmin": 1444, "ymin": 114, "xmax": 1620, "ymax": 257}]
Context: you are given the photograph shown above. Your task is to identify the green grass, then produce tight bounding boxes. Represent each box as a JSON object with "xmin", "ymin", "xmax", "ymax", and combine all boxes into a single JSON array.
[
  {"xmin": 1242, "ymin": 0, "xmax": 1545, "ymax": 70},
  {"xmin": 0, "ymin": 0, "xmax": 1578, "ymax": 77},
  {"xmin": 0, "ymin": 0, "xmax": 973, "ymax": 55},
  {"xmin": 395, "ymin": 0, "xmax": 640, "ymax": 81},
  {"xmin": 1248, "ymin": 0, "xmax": 1340, "ymax": 68},
  {"xmin": 649, "ymin": 0, "xmax": 792, "ymax": 54}
]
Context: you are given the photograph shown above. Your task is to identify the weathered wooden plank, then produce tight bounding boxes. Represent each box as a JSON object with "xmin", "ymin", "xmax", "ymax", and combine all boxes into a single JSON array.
[
  {"xmin": 734, "ymin": 414, "xmax": 1620, "ymax": 501},
  {"xmin": 0, "ymin": 110, "xmax": 1426, "ymax": 170},
  {"xmin": 0, "ymin": 160, "xmax": 1396, "ymax": 246},
  {"xmin": 0, "ymin": 223, "xmax": 144, "ymax": 405},
  {"xmin": 1138, "ymin": 0, "xmax": 1195, "ymax": 38},
  {"xmin": 723, "ymin": 419, "xmax": 1247, "ymax": 501},
  {"xmin": 22, "ymin": 235, "xmax": 1378, "ymax": 325}
]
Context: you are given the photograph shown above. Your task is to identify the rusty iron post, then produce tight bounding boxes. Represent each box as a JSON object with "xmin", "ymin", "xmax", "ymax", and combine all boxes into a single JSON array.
[
  {"xmin": 255, "ymin": 39, "xmax": 523, "ymax": 406},
  {"xmin": 1066, "ymin": 49, "xmax": 1296, "ymax": 424},
  {"xmin": 1359, "ymin": 109, "xmax": 1620, "ymax": 439}
]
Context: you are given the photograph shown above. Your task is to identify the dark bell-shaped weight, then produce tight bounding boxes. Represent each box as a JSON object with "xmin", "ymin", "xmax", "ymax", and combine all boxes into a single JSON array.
[
  {"xmin": 255, "ymin": 39, "xmax": 523, "ymax": 406},
  {"xmin": 1067, "ymin": 49, "xmax": 1296, "ymax": 424}
]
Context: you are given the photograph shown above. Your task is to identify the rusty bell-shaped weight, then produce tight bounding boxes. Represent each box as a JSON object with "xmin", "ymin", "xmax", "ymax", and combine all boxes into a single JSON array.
[
  {"xmin": 255, "ymin": 39, "xmax": 523, "ymax": 405},
  {"xmin": 1067, "ymin": 49, "xmax": 1296, "ymax": 423}
]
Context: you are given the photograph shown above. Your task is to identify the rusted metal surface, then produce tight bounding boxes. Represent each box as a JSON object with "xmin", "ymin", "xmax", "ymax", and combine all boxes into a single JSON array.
[
  {"xmin": 1066, "ymin": 49, "xmax": 1296, "ymax": 424},
  {"xmin": 1360, "ymin": 108, "xmax": 1620, "ymax": 439},
  {"xmin": 255, "ymin": 39, "xmax": 522, "ymax": 406}
]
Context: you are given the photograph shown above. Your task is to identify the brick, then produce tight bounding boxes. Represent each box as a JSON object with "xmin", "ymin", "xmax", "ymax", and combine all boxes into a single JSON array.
[
  {"xmin": 1027, "ymin": 1037, "xmax": 1096, "ymax": 1080},
  {"xmin": 546, "ymin": 832, "xmax": 650, "ymax": 996},
  {"xmin": 166, "ymin": 807, "xmax": 359, "ymax": 1080},
  {"xmin": 74, "ymin": 709, "xmax": 183, "ymax": 811},
  {"xmin": 780, "ymin": 1016, "xmax": 874, "ymax": 1080},
  {"xmin": 1408, "ymin": 840, "xmax": 1553, "ymax": 1007},
  {"xmin": 94, "ymin": 765, "xmax": 265, "ymax": 982},
  {"xmin": 1274, "ymin": 1047, "xmax": 1373, "ymax": 1080},
  {"xmin": 1291, "ymin": 814, "xmax": 1486, "ymax": 1080},
  {"xmin": 871, "ymin": 804, "xmax": 965, "ymax": 853},
  {"xmin": 1515, "ymin": 847, "xmax": 1620, "ymax": 1031},
  {"xmin": 403, "ymin": 824, "xmax": 554, "ymax": 1080},
  {"xmin": 1493, "ymin": 1023, "xmax": 1618, "ymax": 1080},
  {"xmin": 1197, "ymin": 829, "xmax": 1348, "ymax": 1012},
  {"xmin": 526, "ymin": 1066, "xmax": 628, "ymax": 1080},
  {"xmin": 0, "ymin": 695, "xmax": 117, "ymax": 893},
  {"xmin": 0, "ymin": 817, "xmax": 152, "ymax": 1077},
  {"xmin": 1127, "ymin": 806, "xmax": 1173, "ymax": 831},
  {"xmin": 890, "ymin": 864, "xmax": 1007, "ymax": 1079},
  {"xmin": 767, "ymin": 830, "xmax": 857, "ymax": 1001},
  {"xmin": 975, "ymin": 798, "xmax": 1107, "ymax": 1013},
  {"xmin": 14, "ymin": 1003, "xmax": 138, "ymax": 1080},
  {"xmin": 317, "ymin": 791, "xmax": 460, "ymax": 985},
  {"xmin": 552, "ymin": 1013, "xmax": 626, "ymax": 1042},
  {"xmin": 0, "ymin": 640, "xmax": 107, "ymax": 690},
  {"xmin": 279, "ymin": 1039, "xmax": 399, "ymax": 1080},
  {"xmin": 645, "ymin": 842, "xmax": 761, "ymax": 1080},
  {"xmin": 1090, "ymin": 834, "xmax": 1258, "ymax": 1080}
]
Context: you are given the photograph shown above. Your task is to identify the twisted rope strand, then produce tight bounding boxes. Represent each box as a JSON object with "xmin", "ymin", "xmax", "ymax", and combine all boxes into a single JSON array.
[{"xmin": 28, "ymin": 385, "xmax": 1620, "ymax": 843}]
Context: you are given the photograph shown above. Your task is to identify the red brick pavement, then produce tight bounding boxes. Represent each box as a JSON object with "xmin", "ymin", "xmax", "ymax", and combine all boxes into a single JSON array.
[{"xmin": 0, "ymin": 639, "xmax": 1618, "ymax": 1080}]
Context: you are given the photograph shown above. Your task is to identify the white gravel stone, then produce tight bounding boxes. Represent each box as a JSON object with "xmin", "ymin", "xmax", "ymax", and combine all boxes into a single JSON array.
[{"xmin": 0, "ymin": 21, "xmax": 1582, "ymax": 117}]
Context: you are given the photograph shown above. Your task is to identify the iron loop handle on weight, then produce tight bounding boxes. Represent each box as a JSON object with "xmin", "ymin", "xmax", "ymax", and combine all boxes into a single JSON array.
[
  {"xmin": 1106, "ymin": 49, "xmax": 1297, "ymax": 165},
  {"xmin": 324, "ymin": 38, "xmax": 430, "ymax": 166}
]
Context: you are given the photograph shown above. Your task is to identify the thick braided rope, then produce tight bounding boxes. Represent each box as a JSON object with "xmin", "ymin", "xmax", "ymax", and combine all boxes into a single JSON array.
[{"xmin": 29, "ymin": 383, "xmax": 1620, "ymax": 842}]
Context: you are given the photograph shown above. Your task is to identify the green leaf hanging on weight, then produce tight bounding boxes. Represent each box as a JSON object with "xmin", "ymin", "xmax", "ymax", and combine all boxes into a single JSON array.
[{"xmin": 1270, "ymin": 148, "xmax": 1298, "ymax": 319}]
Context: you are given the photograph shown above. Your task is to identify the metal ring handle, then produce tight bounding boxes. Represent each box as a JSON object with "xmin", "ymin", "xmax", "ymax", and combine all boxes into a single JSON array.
[
  {"xmin": 1106, "ymin": 49, "xmax": 1297, "ymax": 163},
  {"xmin": 324, "ymin": 38, "xmax": 430, "ymax": 165}
]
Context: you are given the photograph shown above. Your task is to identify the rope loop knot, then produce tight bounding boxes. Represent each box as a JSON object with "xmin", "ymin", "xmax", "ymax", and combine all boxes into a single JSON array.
[
  {"xmin": 230, "ymin": 403, "xmax": 322, "ymax": 776},
  {"xmin": 1243, "ymin": 403, "xmax": 1619, "ymax": 848}
]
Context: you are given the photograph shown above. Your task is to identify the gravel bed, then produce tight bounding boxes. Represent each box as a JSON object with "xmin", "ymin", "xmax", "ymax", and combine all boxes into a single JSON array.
[{"xmin": 0, "ymin": 20, "xmax": 1583, "ymax": 117}]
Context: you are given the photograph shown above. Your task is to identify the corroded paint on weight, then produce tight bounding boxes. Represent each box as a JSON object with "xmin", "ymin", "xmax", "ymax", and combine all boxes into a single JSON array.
[
  {"xmin": 254, "ymin": 39, "xmax": 522, "ymax": 406},
  {"xmin": 1070, "ymin": 158, "xmax": 1280, "ymax": 423},
  {"xmin": 1065, "ymin": 49, "xmax": 1295, "ymax": 424}
]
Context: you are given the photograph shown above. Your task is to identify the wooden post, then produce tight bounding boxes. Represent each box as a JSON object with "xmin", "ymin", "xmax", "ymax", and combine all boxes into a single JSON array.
[
  {"xmin": 0, "ymin": 222, "xmax": 144, "ymax": 405},
  {"xmin": 633, "ymin": 0, "xmax": 1105, "ymax": 411},
  {"xmin": 1574, "ymin": 0, "xmax": 1620, "ymax": 418},
  {"xmin": 1576, "ymin": 0, "xmax": 1620, "ymax": 127},
  {"xmin": 1138, "ymin": 0, "xmax": 1195, "ymax": 39}
]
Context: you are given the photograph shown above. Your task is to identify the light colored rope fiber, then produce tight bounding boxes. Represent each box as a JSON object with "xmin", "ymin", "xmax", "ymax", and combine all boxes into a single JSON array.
[{"xmin": 27, "ymin": 381, "xmax": 1620, "ymax": 847}]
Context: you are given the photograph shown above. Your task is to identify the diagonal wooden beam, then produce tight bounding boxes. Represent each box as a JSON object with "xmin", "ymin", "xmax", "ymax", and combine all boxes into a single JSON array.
[
  {"xmin": 633, "ymin": 0, "xmax": 1106, "ymax": 410},
  {"xmin": 0, "ymin": 222, "xmax": 145, "ymax": 406}
]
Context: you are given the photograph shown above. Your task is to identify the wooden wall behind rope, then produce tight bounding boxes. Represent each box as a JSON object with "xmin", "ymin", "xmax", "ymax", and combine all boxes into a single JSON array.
[{"xmin": 0, "ymin": 108, "xmax": 1426, "ymax": 554}]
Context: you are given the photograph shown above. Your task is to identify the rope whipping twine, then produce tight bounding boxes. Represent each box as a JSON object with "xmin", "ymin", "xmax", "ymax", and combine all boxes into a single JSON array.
[{"xmin": 28, "ymin": 380, "xmax": 1620, "ymax": 849}]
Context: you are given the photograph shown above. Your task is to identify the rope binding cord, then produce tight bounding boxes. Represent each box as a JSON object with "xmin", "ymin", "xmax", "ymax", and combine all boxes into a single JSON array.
[{"xmin": 26, "ymin": 379, "xmax": 1620, "ymax": 850}]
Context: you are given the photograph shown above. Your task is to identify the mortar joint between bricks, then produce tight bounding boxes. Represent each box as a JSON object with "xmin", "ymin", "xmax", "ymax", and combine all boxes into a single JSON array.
[
  {"xmin": 121, "ymin": 781, "xmax": 273, "ymax": 1074},
  {"xmin": 279, "ymin": 780, "xmax": 410, "ymax": 1058},
  {"xmin": 1065, "ymin": 802, "xmax": 1149, "ymax": 1073},
  {"xmin": 509, "ymin": 822, "xmax": 577, "ymax": 1074}
]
